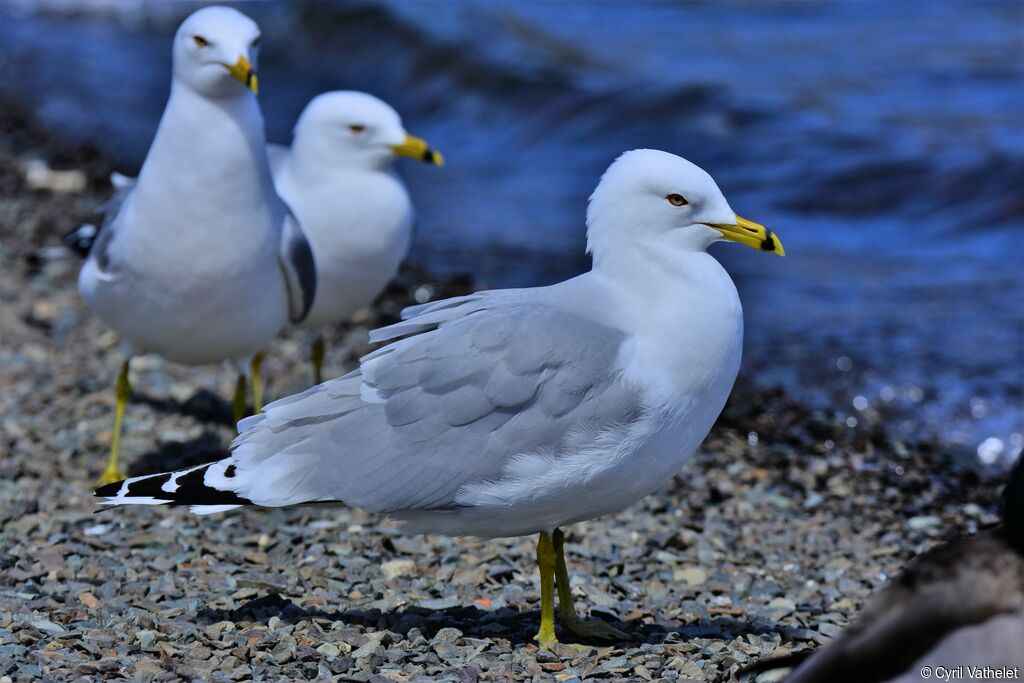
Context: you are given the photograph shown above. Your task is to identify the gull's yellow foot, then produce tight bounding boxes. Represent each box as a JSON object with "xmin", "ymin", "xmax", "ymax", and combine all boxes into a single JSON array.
[
  {"xmin": 551, "ymin": 528, "xmax": 630, "ymax": 644},
  {"xmin": 95, "ymin": 463, "xmax": 126, "ymax": 487},
  {"xmin": 310, "ymin": 335, "xmax": 325, "ymax": 386},
  {"xmin": 250, "ymin": 351, "xmax": 266, "ymax": 415},
  {"xmin": 232, "ymin": 373, "xmax": 248, "ymax": 426},
  {"xmin": 533, "ymin": 531, "xmax": 559, "ymax": 649},
  {"xmin": 533, "ymin": 619, "xmax": 559, "ymax": 649},
  {"xmin": 95, "ymin": 358, "xmax": 131, "ymax": 487}
]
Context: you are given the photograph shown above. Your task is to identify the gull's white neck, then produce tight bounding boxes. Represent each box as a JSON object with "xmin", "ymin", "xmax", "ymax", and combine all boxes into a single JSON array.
[
  {"xmin": 134, "ymin": 81, "xmax": 279, "ymax": 221},
  {"xmin": 586, "ymin": 235, "xmax": 744, "ymax": 402},
  {"xmin": 592, "ymin": 236, "xmax": 736, "ymax": 311}
]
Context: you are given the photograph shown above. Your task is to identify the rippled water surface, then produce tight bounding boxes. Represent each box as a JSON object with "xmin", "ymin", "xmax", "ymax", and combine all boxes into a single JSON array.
[{"xmin": 2, "ymin": 0, "xmax": 1022, "ymax": 462}]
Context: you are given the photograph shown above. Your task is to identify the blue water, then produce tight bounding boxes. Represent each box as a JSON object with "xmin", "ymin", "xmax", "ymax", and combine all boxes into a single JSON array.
[{"xmin": 1, "ymin": 0, "xmax": 1022, "ymax": 463}]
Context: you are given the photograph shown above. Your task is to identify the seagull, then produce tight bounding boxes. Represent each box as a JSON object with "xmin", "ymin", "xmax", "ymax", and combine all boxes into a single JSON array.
[
  {"xmin": 96, "ymin": 149, "xmax": 783, "ymax": 646},
  {"xmin": 267, "ymin": 91, "xmax": 443, "ymax": 384},
  {"xmin": 78, "ymin": 5, "xmax": 315, "ymax": 485}
]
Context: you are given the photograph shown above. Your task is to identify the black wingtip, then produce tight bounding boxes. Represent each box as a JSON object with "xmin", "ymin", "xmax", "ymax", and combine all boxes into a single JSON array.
[
  {"xmin": 92, "ymin": 464, "xmax": 254, "ymax": 506},
  {"xmin": 94, "ymin": 479, "xmax": 125, "ymax": 497}
]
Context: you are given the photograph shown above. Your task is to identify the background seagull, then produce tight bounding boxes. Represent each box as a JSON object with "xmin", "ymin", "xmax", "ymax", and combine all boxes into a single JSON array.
[
  {"xmin": 97, "ymin": 149, "xmax": 783, "ymax": 646},
  {"xmin": 78, "ymin": 5, "xmax": 315, "ymax": 485},
  {"xmin": 268, "ymin": 91, "xmax": 443, "ymax": 384}
]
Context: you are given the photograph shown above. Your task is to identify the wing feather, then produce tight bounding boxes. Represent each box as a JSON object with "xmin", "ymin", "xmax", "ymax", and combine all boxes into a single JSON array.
[
  {"xmin": 226, "ymin": 296, "xmax": 642, "ymax": 513},
  {"xmin": 278, "ymin": 211, "xmax": 317, "ymax": 324}
]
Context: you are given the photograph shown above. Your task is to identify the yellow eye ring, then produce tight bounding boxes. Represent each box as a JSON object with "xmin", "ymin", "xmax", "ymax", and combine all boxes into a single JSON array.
[
  {"xmin": 667, "ymin": 193, "xmax": 688, "ymax": 207},
  {"xmin": 192, "ymin": 35, "xmax": 209, "ymax": 48}
]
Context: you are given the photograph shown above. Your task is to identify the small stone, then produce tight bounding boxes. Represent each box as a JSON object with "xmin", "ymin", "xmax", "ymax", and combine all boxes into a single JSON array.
[
  {"xmin": 416, "ymin": 597, "xmax": 460, "ymax": 610},
  {"xmin": 272, "ymin": 642, "xmax": 295, "ymax": 664},
  {"xmin": 673, "ymin": 567, "xmax": 707, "ymax": 586},
  {"xmin": 29, "ymin": 619, "xmax": 66, "ymax": 635},
  {"xmin": 380, "ymin": 559, "xmax": 416, "ymax": 579},
  {"xmin": 316, "ymin": 643, "xmax": 341, "ymax": 658},
  {"xmin": 907, "ymin": 515, "xmax": 941, "ymax": 531},
  {"xmin": 432, "ymin": 627, "xmax": 463, "ymax": 644},
  {"xmin": 768, "ymin": 597, "xmax": 796, "ymax": 616},
  {"xmin": 136, "ymin": 630, "xmax": 157, "ymax": 649},
  {"xmin": 352, "ymin": 632, "xmax": 385, "ymax": 659}
]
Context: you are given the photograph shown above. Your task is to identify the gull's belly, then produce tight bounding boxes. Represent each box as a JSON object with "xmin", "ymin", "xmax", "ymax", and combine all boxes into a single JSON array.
[
  {"xmin": 280, "ymin": 173, "xmax": 412, "ymax": 329},
  {"xmin": 299, "ymin": 246, "xmax": 403, "ymax": 329},
  {"xmin": 80, "ymin": 255, "xmax": 287, "ymax": 366},
  {"xmin": 558, "ymin": 378, "xmax": 740, "ymax": 526}
]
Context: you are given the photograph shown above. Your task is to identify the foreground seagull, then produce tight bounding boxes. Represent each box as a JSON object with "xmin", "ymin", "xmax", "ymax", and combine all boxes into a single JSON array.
[
  {"xmin": 268, "ymin": 91, "xmax": 443, "ymax": 384},
  {"xmin": 98, "ymin": 149, "xmax": 783, "ymax": 645},
  {"xmin": 79, "ymin": 6, "xmax": 315, "ymax": 485}
]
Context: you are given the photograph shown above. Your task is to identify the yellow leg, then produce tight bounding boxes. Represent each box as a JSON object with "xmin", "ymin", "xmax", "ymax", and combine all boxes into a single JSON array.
[
  {"xmin": 310, "ymin": 335, "xmax": 325, "ymax": 386},
  {"xmin": 232, "ymin": 373, "xmax": 248, "ymax": 426},
  {"xmin": 250, "ymin": 352, "xmax": 265, "ymax": 415},
  {"xmin": 96, "ymin": 359, "xmax": 131, "ymax": 486},
  {"xmin": 552, "ymin": 528, "xmax": 630, "ymax": 641},
  {"xmin": 534, "ymin": 531, "xmax": 559, "ymax": 648}
]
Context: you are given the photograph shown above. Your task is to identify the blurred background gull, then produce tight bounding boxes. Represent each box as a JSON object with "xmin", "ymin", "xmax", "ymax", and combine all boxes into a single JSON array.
[{"xmin": 1, "ymin": 0, "xmax": 1021, "ymax": 470}]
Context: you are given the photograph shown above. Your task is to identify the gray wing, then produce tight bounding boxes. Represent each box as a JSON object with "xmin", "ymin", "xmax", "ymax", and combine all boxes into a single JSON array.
[
  {"xmin": 227, "ymin": 293, "xmax": 642, "ymax": 512},
  {"xmin": 278, "ymin": 210, "xmax": 317, "ymax": 324},
  {"xmin": 73, "ymin": 174, "xmax": 135, "ymax": 270}
]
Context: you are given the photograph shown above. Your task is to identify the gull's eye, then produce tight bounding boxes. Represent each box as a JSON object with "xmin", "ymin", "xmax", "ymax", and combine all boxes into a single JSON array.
[
  {"xmin": 192, "ymin": 35, "xmax": 210, "ymax": 48},
  {"xmin": 348, "ymin": 124, "xmax": 367, "ymax": 134},
  {"xmin": 666, "ymin": 193, "xmax": 688, "ymax": 207},
  {"xmin": 251, "ymin": 35, "xmax": 261, "ymax": 48}
]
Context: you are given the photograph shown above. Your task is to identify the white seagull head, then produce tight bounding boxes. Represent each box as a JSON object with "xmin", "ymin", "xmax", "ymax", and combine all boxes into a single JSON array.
[
  {"xmin": 293, "ymin": 91, "xmax": 443, "ymax": 171},
  {"xmin": 586, "ymin": 149, "xmax": 784, "ymax": 263},
  {"xmin": 173, "ymin": 6, "xmax": 261, "ymax": 98}
]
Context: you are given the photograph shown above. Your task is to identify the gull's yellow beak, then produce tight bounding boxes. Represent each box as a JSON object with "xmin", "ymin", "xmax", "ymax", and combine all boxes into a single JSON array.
[
  {"xmin": 225, "ymin": 55, "xmax": 258, "ymax": 94},
  {"xmin": 704, "ymin": 216, "xmax": 785, "ymax": 256},
  {"xmin": 391, "ymin": 134, "xmax": 444, "ymax": 166}
]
